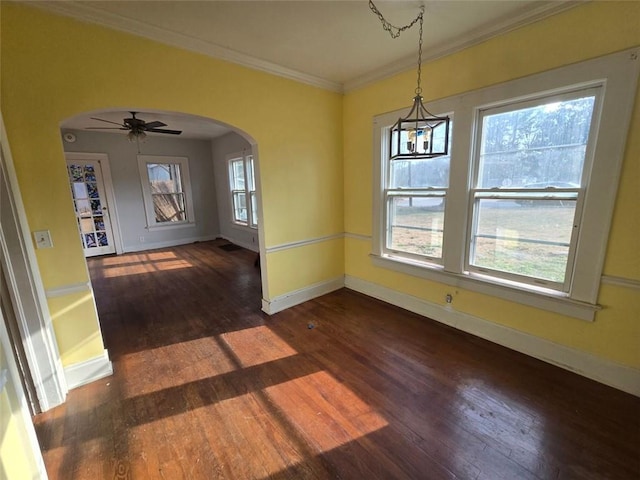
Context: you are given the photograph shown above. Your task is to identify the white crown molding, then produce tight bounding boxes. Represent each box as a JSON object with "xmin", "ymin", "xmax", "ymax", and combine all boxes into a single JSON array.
[
  {"xmin": 30, "ymin": 0, "xmax": 343, "ymax": 93},
  {"xmin": 344, "ymin": 1, "xmax": 583, "ymax": 92},
  {"xmin": 29, "ymin": 0, "xmax": 581, "ymax": 94}
]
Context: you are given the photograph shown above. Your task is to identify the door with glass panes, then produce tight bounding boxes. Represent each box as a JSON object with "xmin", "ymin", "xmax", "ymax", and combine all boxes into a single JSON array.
[{"xmin": 66, "ymin": 159, "xmax": 116, "ymax": 257}]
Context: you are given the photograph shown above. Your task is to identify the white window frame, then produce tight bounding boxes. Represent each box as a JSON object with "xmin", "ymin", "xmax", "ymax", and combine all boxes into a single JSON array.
[
  {"xmin": 227, "ymin": 152, "xmax": 257, "ymax": 229},
  {"xmin": 466, "ymin": 87, "xmax": 599, "ymax": 292},
  {"xmin": 138, "ymin": 155, "xmax": 195, "ymax": 230},
  {"xmin": 372, "ymin": 48, "xmax": 639, "ymax": 321}
]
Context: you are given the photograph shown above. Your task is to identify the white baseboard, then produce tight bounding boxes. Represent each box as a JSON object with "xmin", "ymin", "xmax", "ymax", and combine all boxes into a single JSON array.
[
  {"xmin": 64, "ymin": 349, "xmax": 113, "ymax": 390},
  {"xmin": 262, "ymin": 276, "xmax": 345, "ymax": 315},
  {"xmin": 219, "ymin": 235, "xmax": 259, "ymax": 253},
  {"xmin": 345, "ymin": 275, "xmax": 640, "ymax": 397},
  {"xmin": 123, "ymin": 234, "xmax": 218, "ymax": 253}
]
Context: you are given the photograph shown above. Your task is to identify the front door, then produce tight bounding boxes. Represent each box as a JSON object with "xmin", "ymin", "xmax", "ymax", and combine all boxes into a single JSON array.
[{"xmin": 66, "ymin": 158, "xmax": 117, "ymax": 257}]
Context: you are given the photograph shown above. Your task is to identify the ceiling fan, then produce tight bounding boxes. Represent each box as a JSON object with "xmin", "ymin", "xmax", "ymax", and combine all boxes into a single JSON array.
[{"xmin": 87, "ymin": 112, "xmax": 182, "ymax": 140}]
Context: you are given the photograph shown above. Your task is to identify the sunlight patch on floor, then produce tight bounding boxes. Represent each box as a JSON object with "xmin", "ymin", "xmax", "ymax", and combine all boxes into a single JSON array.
[
  {"xmin": 120, "ymin": 338, "xmax": 239, "ymax": 399},
  {"xmin": 264, "ymin": 371, "xmax": 389, "ymax": 454},
  {"xmin": 221, "ymin": 325, "xmax": 298, "ymax": 368},
  {"xmin": 101, "ymin": 258, "xmax": 193, "ymax": 277}
]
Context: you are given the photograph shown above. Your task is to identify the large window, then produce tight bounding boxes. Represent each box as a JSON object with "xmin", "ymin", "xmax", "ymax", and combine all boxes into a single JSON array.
[
  {"xmin": 228, "ymin": 153, "xmax": 257, "ymax": 228},
  {"xmin": 468, "ymin": 91, "xmax": 595, "ymax": 290},
  {"xmin": 372, "ymin": 49, "xmax": 639, "ymax": 320},
  {"xmin": 385, "ymin": 126, "xmax": 451, "ymax": 262},
  {"xmin": 138, "ymin": 155, "xmax": 194, "ymax": 228}
]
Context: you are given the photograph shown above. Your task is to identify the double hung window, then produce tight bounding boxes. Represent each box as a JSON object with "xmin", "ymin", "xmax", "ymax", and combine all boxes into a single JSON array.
[
  {"xmin": 468, "ymin": 91, "xmax": 595, "ymax": 290},
  {"xmin": 372, "ymin": 49, "xmax": 639, "ymax": 319},
  {"xmin": 385, "ymin": 126, "xmax": 451, "ymax": 262},
  {"xmin": 138, "ymin": 155, "xmax": 194, "ymax": 228},
  {"xmin": 228, "ymin": 153, "xmax": 257, "ymax": 228}
]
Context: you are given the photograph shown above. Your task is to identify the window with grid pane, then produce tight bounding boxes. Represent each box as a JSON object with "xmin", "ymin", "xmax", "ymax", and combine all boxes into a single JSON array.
[
  {"xmin": 371, "ymin": 49, "xmax": 639, "ymax": 319},
  {"xmin": 138, "ymin": 155, "xmax": 194, "ymax": 228},
  {"xmin": 385, "ymin": 123, "xmax": 451, "ymax": 262},
  {"xmin": 467, "ymin": 91, "xmax": 595, "ymax": 289},
  {"xmin": 229, "ymin": 154, "xmax": 257, "ymax": 228}
]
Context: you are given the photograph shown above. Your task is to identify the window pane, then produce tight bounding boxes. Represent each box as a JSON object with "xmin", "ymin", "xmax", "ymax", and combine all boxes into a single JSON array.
[
  {"xmin": 470, "ymin": 199, "xmax": 576, "ymax": 282},
  {"xmin": 230, "ymin": 159, "xmax": 245, "ymax": 190},
  {"xmin": 247, "ymin": 156, "xmax": 255, "ymax": 191},
  {"xmin": 233, "ymin": 191, "xmax": 247, "ymax": 222},
  {"xmin": 390, "ymin": 157, "xmax": 450, "ymax": 188},
  {"xmin": 152, "ymin": 193, "xmax": 186, "ymax": 223},
  {"xmin": 478, "ymin": 96, "xmax": 595, "ymax": 188},
  {"xmin": 388, "ymin": 196, "xmax": 445, "ymax": 258},
  {"xmin": 148, "ymin": 163, "xmax": 182, "ymax": 194},
  {"xmin": 250, "ymin": 191, "xmax": 258, "ymax": 227}
]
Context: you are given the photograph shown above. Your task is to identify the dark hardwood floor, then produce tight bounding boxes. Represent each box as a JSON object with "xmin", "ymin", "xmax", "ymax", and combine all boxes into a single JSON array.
[{"xmin": 34, "ymin": 239, "xmax": 639, "ymax": 479}]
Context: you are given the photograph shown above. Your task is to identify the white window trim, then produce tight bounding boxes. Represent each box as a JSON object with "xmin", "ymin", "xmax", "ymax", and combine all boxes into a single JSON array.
[
  {"xmin": 226, "ymin": 152, "xmax": 257, "ymax": 229},
  {"xmin": 137, "ymin": 155, "xmax": 195, "ymax": 230},
  {"xmin": 372, "ymin": 48, "xmax": 639, "ymax": 321}
]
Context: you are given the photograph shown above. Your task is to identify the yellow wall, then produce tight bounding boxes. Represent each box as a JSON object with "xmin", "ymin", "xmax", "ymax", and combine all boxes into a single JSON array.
[
  {"xmin": 1, "ymin": 1, "xmax": 639, "ymax": 376},
  {"xmin": 344, "ymin": 1, "xmax": 640, "ymax": 368},
  {"xmin": 1, "ymin": 3, "xmax": 344, "ymax": 366},
  {"xmin": 0, "ymin": 338, "xmax": 41, "ymax": 479}
]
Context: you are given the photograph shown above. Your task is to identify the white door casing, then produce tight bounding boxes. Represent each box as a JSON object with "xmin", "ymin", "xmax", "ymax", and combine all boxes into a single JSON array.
[
  {"xmin": 65, "ymin": 153, "xmax": 122, "ymax": 257},
  {"xmin": 1, "ymin": 112, "xmax": 67, "ymax": 412}
]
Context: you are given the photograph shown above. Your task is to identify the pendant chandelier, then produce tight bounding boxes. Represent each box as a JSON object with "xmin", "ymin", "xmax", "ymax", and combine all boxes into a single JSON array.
[{"xmin": 369, "ymin": 1, "xmax": 450, "ymax": 159}]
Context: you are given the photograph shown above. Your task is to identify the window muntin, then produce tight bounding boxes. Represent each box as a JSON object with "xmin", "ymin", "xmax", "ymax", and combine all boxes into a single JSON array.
[
  {"xmin": 467, "ymin": 91, "xmax": 596, "ymax": 289},
  {"xmin": 138, "ymin": 156, "xmax": 194, "ymax": 228},
  {"xmin": 228, "ymin": 154, "xmax": 257, "ymax": 228},
  {"xmin": 147, "ymin": 163, "xmax": 187, "ymax": 223},
  {"xmin": 372, "ymin": 49, "xmax": 639, "ymax": 319},
  {"xmin": 383, "ymin": 122, "xmax": 452, "ymax": 262}
]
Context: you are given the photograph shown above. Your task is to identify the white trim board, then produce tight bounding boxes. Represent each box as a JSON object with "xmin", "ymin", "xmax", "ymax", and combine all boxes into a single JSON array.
[
  {"xmin": 218, "ymin": 235, "xmax": 258, "ymax": 253},
  {"xmin": 33, "ymin": 1, "xmax": 341, "ymax": 93},
  {"xmin": 344, "ymin": 275, "xmax": 640, "ymax": 397},
  {"xmin": 122, "ymin": 234, "xmax": 218, "ymax": 253},
  {"xmin": 45, "ymin": 281, "xmax": 91, "ymax": 298},
  {"xmin": 262, "ymin": 276, "xmax": 344, "ymax": 315},
  {"xmin": 265, "ymin": 233, "xmax": 343, "ymax": 254},
  {"xmin": 63, "ymin": 349, "xmax": 113, "ymax": 390}
]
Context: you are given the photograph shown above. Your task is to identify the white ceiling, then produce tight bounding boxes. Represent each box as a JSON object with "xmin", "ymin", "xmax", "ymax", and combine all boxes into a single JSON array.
[{"xmin": 49, "ymin": 0, "xmax": 578, "ymax": 139}]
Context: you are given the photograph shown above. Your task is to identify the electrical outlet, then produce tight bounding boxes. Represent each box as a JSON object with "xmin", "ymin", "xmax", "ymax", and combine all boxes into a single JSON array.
[
  {"xmin": 140, "ymin": 236, "xmax": 145, "ymax": 243},
  {"xmin": 33, "ymin": 230, "xmax": 53, "ymax": 249},
  {"xmin": 445, "ymin": 293, "xmax": 453, "ymax": 304}
]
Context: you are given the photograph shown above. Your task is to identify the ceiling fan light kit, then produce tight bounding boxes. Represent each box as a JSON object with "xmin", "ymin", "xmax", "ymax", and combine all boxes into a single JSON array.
[{"xmin": 87, "ymin": 111, "xmax": 182, "ymax": 144}]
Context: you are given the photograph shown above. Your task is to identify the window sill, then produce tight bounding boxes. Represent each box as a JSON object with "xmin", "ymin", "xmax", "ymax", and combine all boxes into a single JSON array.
[
  {"xmin": 231, "ymin": 222, "xmax": 258, "ymax": 232},
  {"xmin": 146, "ymin": 222, "xmax": 196, "ymax": 232},
  {"xmin": 370, "ymin": 253, "xmax": 600, "ymax": 321}
]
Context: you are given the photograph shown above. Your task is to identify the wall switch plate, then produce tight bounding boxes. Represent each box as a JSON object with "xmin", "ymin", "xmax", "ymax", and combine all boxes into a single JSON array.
[{"xmin": 33, "ymin": 230, "xmax": 53, "ymax": 249}]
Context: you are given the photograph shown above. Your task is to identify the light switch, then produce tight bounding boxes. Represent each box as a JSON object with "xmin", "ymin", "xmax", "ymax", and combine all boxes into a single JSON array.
[{"xmin": 33, "ymin": 230, "xmax": 53, "ymax": 249}]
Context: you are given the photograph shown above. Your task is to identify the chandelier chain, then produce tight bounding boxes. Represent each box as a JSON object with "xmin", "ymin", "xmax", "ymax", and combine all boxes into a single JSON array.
[
  {"xmin": 416, "ymin": 12, "xmax": 423, "ymax": 96},
  {"xmin": 368, "ymin": 1, "xmax": 423, "ymax": 39},
  {"xmin": 368, "ymin": 1, "xmax": 425, "ymax": 95}
]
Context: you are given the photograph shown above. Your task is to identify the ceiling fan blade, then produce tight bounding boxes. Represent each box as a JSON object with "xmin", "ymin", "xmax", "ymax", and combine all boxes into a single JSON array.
[
  {"xmin": 85, "ymin": 127, "xmax": 128, "ymax": 130},
  {"xmin": 144, "ymin": 121, "xmax": 167, "ymax": 129},
  {"xmin": 90, "ymin": 117, "xmax": 125, "ymax": 127},
  {"xmin": 147, "ymin": 128, "xmax": 182, "ymax": 135}
]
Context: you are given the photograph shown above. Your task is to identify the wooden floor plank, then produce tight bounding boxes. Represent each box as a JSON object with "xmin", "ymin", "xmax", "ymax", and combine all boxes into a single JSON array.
[{"xmin": 33, "ymin": 240, "xmax": 640, "ymax": 479}]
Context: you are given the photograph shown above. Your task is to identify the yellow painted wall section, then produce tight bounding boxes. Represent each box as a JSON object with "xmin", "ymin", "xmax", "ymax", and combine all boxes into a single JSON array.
[
  {"xmin": 267, "ymin": 238, "xmax": 344, "ymax": 298},
  {"xmin": 0, "ymin": 341, "xmax": 41, "ymax": 480},
  {"xmin": 47, "ymin": 291, "xmax": 105, "ymax": 366},
  {"xmin": 1, "ymin": 4, "xmax": 343, "ymax": 365},
  {"xmin": 344, "ymin": 1, "xmax": 640, "ymax": 368}
]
